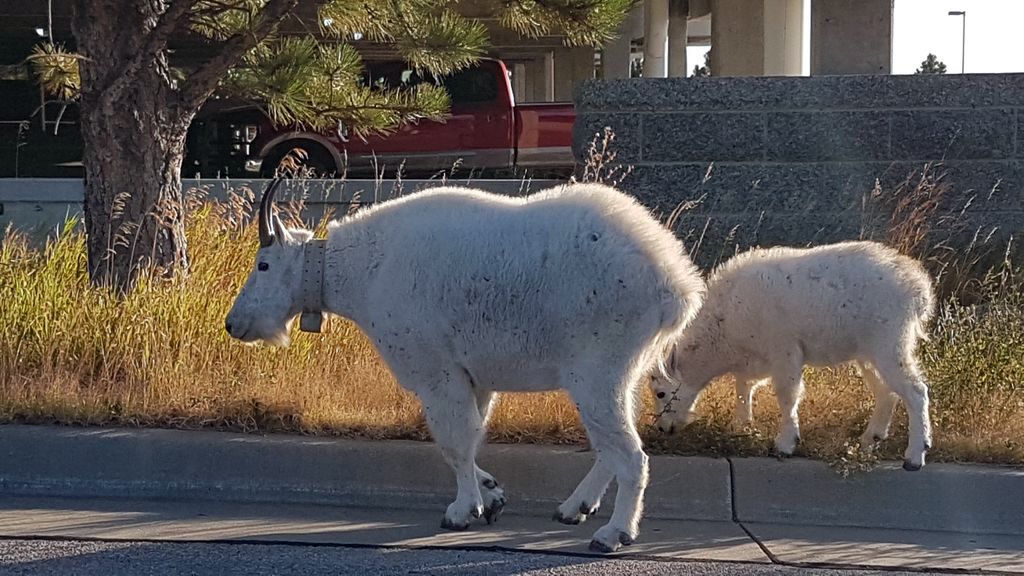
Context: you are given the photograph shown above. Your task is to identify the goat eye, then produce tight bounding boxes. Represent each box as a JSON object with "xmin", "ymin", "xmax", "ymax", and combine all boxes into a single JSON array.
[
  {"xmin": 656, "ymin": 392, "xmax": 666, "ymax": 399},
  {"xmin": 258, "ymin": 262, "xmax": 269, "ymax": 272}
]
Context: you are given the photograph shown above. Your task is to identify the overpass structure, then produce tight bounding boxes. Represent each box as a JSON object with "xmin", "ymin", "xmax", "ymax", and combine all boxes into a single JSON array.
[{"xmin": 2, "ymin": 1, "xmax": 895, "ymax": 107}]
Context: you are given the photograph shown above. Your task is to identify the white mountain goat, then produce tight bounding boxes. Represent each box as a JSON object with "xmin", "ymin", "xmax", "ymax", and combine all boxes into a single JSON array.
[
  {"xmin": 648, "ymin": 241, "xmax": 936, "ymax": 470},
  {"xmin": 225, "ymin": 180, "xmax": 705, "ymax": 552}
]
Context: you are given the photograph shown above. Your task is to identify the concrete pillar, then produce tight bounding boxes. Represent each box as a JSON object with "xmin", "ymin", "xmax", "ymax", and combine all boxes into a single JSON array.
[
  {"xmin": 710, "ymin": 0, "xmax": 803, "ymax": 76},
  {"xmin": 763, "ymin": 0, "xmax": 804, "ymax": 76},
  {"xmin": 643, "ymin": 0, "xmax": 669, "ymax": 78},
  {"xmin": 521, "ymin": 57, "xmax": 546, "ymax": 102},
  {"xmin": 603, "ymin": 38, "xmax": 631, "ymax": 80},
  {"xmin": 602, "ymin": 5, "xmax": 643, "ymax": 79},
  {"xmin": 668, "ymin": 0, "xmax": 689, "ymax": 77},
  {"xmin": 690, "ymin": 0, "xmax": 712, "ymax": 17},
  {"xmin": 811, "ymin": 0, "xmax": 892, "ymax": 75},
  {"xmin": 710, "ymin": 0, "xmax": 764, "ymax": 76},
  {"xmin": 554, "ymin": 46, "xmax": 595, "ymax": 101},
  {"xmin": 511, "ymin": 62, "xmax": 527, "ymax": 103},
  {"xmin": 543, "ymin": 50, "xmax": 555, "ymax": 101}
]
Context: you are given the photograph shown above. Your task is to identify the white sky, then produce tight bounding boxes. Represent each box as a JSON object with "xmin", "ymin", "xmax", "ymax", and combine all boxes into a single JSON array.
[
  {"xmin": 682, "ymin": 0, "xmax": 1024, "ymax": 76},
  {"xmin": 891, "ymin": 0, "xmax": 1024, "ymax": 74}
]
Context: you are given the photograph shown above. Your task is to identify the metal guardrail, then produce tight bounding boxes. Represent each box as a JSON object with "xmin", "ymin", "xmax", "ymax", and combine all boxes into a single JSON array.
[{"xmin": 0, "ymin": 177, "xmax": 567, "ymax": 237}]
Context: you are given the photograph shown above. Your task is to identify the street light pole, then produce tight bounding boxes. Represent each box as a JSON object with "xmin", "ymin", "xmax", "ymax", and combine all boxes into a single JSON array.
[
  {"xmin": 38, "ymin": 0, "xmax": 55, "ymax": 132},
  {"xmin": 948, "ymin": 10, "xmax": 966, "ymax": 73}
]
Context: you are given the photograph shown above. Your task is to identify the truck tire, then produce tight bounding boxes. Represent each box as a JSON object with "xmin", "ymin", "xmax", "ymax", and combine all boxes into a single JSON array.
[{"xmin": 260, "ymin": 141, "xmax": 339, "ymax": 178}]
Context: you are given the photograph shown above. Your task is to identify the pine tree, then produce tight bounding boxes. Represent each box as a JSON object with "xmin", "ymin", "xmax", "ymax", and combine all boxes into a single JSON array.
[
  {"xmin": 915, "ymin": 53, "xmax": 947, "ymax": 75},
  {"xmin": 30, "ymin": 0, "xmax": 633, "ymax": 293},
  {"xmin": 691, "ymin": 50, "xmax": 710, "ymax": 77}
]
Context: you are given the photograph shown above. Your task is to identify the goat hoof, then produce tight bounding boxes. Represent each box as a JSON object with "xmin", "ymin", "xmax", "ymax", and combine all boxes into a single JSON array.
[
  {"xmin": 553, "ymin": 509, "xmax": 582, "ymax": 525},
  {"xmin": 590, "ymin": 526, "xmax": 633, "ymax": 554},
  {"xmin": 588, "ymin": 530, "xmax": 632, "ymax": 553},
  {"xmin": 579, "ymin": 502, "xmax": 599, "ymax": 517},
  {"xmin": 483, "ymin": 497, "xmax": 506, "ymax": 525},
  {"xmin": 902, "ymin": 459, "xmax": 923, "ymax": 472},
  {"xmin": 588, "ymin": 538, "xmax": 619, "ymax": 554},
  {"xmin": 440, "ymin": 516, "xmax": 471, "ymax": 531},
  {"xmin": 774, "ymin": 435, "xmax": 799, "ymax": 457}
]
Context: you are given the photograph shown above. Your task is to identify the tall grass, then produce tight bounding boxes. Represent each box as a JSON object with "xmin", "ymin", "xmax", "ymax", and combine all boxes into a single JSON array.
[
  {"xmin": 0, "ymin": 191, "xmax": 586, "ymax": 443},
  {"xmin": 0, "ymin": 160, "xmax": 1022, "ymax": 466}
]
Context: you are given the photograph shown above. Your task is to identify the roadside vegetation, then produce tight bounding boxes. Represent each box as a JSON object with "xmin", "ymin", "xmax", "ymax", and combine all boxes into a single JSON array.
[{"xmin": 1, "ymin": 145, "xmax": 1021, "ymax": 467}]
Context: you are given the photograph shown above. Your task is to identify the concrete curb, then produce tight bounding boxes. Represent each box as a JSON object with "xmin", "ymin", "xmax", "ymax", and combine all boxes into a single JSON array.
[
  {"xmin": 0, "ymin": 425, "xmax": 730, "ymax": 521},
  {"xmin": 2, "ymin": 424, "xmax": 1021, "ymax": 535},
  {"xmin": 731, "ymin": 457, "xmax": 1024, "ymax": 536}
]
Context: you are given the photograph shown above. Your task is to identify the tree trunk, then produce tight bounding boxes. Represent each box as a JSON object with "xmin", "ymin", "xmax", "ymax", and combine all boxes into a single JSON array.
[
  {"xmin": 79, "ymin": 85, "xmax": 193, "ymax": 293},
  {"xmin": 72, "ymin": 1, "xmax": 195, "ymax": 293}
]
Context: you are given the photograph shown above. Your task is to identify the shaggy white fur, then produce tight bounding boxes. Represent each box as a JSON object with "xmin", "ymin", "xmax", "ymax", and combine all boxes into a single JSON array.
[
  {"xmin": 649, "ymin": 240, "xmax": 935, "ymax": 470},
  {"xmin": 226, "ymin": 182, "xmax": 705, "ymax": 552}
]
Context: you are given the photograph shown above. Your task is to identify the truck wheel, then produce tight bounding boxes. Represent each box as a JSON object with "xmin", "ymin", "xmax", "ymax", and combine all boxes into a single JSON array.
[{"xmin": 260, "ymin": 142, "xmax": 338, "ymax": 178}]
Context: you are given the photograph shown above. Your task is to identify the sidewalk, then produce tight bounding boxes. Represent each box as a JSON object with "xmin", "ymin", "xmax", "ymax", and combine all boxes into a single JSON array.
[{"xmin": 2, "ymin": 424, "xmax": 1022, "ymax": 573}]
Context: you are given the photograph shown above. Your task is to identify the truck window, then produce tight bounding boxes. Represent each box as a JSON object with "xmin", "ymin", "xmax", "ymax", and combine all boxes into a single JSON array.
[
  {"xmin": 441, "ymin": 66, "xmax": 498, "ymax": 106},
  {"xmin": 359, "ymin": 63, "xmax": 498, "ymax": 107}
]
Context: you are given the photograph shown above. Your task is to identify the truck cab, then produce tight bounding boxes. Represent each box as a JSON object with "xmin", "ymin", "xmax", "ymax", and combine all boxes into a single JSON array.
[{"xmin": 240, "ymin": 58, "xmax": 576, "ymax": 179}]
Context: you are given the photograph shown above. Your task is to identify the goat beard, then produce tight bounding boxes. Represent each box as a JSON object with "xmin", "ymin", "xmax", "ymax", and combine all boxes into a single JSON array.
[
  {"xmin": 262, "ymin": 331, "xmax": 292, "ymax": 347},
  {"xmin": 242, "ymin": 319, "xmax": 293, "ymax": 348}
]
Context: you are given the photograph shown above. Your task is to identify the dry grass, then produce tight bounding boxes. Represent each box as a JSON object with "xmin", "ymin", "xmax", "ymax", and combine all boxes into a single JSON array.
[
  {"xmin": 0, "ymin": 192, "xmax": 587, "ymax": 447},
  {"xmin": 1, "ymin": 162, "xmax": 1022, "ymax": 468}
]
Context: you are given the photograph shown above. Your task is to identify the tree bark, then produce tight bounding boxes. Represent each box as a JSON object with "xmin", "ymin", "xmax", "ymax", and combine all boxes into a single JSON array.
[
  {"xmin": 70, "ymin": 0, "xmax": 296, "ymax": 293},
  {"xmin": 78, "ymin": 83, "xmax": 194, "ymax": 293},
  {"xmin": 72, "ymin": 1, "xmax": 194, "ymax": 293}
]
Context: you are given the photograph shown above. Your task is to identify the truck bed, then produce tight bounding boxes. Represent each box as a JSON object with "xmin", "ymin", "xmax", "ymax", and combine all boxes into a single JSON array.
[{"xmin": 514, "ymin": 102, "xmax": 575, "ymax": 170}]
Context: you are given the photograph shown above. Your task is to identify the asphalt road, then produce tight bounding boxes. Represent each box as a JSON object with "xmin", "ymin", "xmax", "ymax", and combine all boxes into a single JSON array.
[{"xmin": 0, "ymin": 538, "xmax": 955, "ymax": 576}]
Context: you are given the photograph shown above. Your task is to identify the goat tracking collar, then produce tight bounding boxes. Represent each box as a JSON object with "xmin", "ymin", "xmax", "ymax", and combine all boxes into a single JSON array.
[{"xmin": 299, "ymin": 239, "xmax": 327, "ymax": 333}]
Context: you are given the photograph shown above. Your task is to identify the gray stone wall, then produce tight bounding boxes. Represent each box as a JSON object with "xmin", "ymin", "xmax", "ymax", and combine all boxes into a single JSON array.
[
  {"xmin": 573, "ymin": 73, "xmax": 1024, "ymax": 267},
  {"xmin": 0, "ymin": 178, "xmax": 562, "ymax": 245}
]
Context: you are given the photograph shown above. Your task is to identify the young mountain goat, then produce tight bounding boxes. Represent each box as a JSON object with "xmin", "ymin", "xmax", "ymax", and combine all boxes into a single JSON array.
[
  {"xmin": 649, "ymin": 241, "xmax": 936, "ymax": 470},
  {"xmin": 226, "ymin": 180, "xmax": 705, "ymax": 552}
]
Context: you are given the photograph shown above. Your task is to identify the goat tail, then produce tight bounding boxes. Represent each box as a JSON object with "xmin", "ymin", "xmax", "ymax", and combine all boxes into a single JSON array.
[
  {"xmin": 646, "ymin": 284, "xmax": 696, "ymax": 383},
  {"xmin": 913, "ymin": 277, "xmax": 937, "ymax": 343},
  {"xmin": 914, "ymin": 315, "xmax": 933, "ymax": 343},
  {"xmin": 659, "ymin": 275, "xmax": 704, "ymax": 334}
]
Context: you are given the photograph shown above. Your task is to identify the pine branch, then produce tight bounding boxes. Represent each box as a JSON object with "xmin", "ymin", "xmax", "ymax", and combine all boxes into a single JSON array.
[
  {"xmin": 102, "ymin": 0, "xmax": 201, "ymax": 103},
  {"xmin": 181, "ymin": 0, "xmax": 300, "ymax": 108},
  {"xmin": 306, "ymin": 83, "xmax": 451, "ymax": 135},
  {"xmin": 27, "ymin": 42, "xmax": 83, "ymax": 101},
  {"xmin": 318, "ymin": 0, "xmax": 396, "ymax": 43},
  {"xmin": 221, "ymin": 36, "xmax": 450, "ymax": 136},
  {"xmin": 390, "ymin": 9, "xmax": 489, "ymax": 75},
  {"xmin": 189, "ymin": 0, "xmax": 268, "ymax": 41},
  {"xmin": 498, "ymin": 0, "xmax": 636, "ymax": 46}
]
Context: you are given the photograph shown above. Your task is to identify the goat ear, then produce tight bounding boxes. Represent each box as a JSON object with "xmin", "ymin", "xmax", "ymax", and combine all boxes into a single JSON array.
[{"xmin": 272, "ymin": 213, "xmax": 289, "ymax": 242}]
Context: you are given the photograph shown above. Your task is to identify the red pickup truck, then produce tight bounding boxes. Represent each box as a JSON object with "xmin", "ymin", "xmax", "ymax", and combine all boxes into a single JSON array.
[{"xmin": 220, "ymin": 58, "xmax": 576, "ymax": 179}]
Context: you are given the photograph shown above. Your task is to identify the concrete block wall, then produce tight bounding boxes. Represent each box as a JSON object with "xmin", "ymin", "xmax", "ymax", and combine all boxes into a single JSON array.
[
  {"xmin": 573, "ymin": 73, "xmax": 1024, "ymax": 267},
  {"xmin": 0, "ymin": 178, "xmax": 563, "ymax": 244}
]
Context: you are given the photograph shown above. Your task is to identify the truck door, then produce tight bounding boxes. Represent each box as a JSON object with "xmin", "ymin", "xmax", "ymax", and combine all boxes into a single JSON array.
[{"xmin": 341, "ymin": 60, "xmax": 515, "ymax": 176}]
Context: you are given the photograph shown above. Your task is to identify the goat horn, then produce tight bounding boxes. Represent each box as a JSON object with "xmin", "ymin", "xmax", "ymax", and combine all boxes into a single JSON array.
[{"xmin": 258, "ymin": 178, "xmax": 282, "ymax": 248}]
